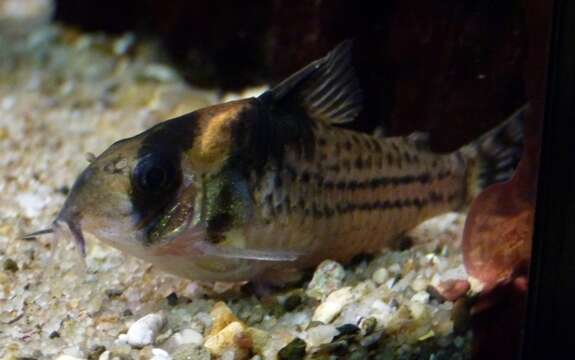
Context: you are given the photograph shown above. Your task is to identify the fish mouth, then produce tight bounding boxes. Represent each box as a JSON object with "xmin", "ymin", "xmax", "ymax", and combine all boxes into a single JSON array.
[
  {"xmin": 54, "ymin": 216, "xmax": 86, "ymax": 257},
  {"xmin": 22, "ymin": 211, "xmax": 87, "ymax": 257}
]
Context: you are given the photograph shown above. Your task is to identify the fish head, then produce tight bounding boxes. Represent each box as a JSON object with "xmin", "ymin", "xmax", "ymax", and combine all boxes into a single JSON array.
[{"xmin": 49, "ymin": 99, "xmax": 261, "ymax": 259}]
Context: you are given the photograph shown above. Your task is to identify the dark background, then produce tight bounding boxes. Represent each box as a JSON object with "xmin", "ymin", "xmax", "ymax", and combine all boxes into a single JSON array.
[{"xmin": 54, "ymin": 0, "xmax": 530, "ymax": 151}]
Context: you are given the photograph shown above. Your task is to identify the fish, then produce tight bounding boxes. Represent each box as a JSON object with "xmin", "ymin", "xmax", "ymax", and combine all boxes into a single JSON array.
[{"xmin": 25, "ymin": 41, "xmax": 525, "ymax": 283}]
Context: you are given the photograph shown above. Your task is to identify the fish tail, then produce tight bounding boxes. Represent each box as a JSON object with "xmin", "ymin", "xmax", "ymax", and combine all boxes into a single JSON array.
[{"xmin": 458, "ymin": 105, "xmax": 527, "ymax": 204}]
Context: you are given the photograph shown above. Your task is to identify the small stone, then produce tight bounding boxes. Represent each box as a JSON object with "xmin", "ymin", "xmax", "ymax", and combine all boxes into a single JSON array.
[
  {"xmin": 359, "ymin": 330, "xmax": 384, "ymax": 348},
  {"xmin": 305, "ymin": 324, "xmax": 338, "ymax": 347},
  {"xmin": 315, "ymin": 339, "xmax": 349, "ymax": 357},
  {"xmin": 359, "ymin": 317, "xmax": 377, "ymax": 335},
  {"xmin": 155, "ymin": 328, "xmax": 174, "ymax": 344},
  {"xmin": 49, "ymin": 330, "xmax": 60, "ymax": 339},
  {"xmin": 306, "ymin": 260, "xmax": 346, "ymax": 300},
  {"xmin": 208, "ymin": 302, "xmax": 239, "ymax": 337},
  {"xmin": 432, "ymin": 280, "xmax": 470, "ymax": 302},
  {"xmin": 454, "ymin": 336, "xmax": 465, "ymax": 348},
  {"xmin": 394, "ymin": 271, "xmax": 416, "ymax": 292},
  {"xmin": 151, "ymin": 348, "xmax": 171, "ymax": 360},
  {"xmin": 0, "ymin": 0, "xmax": 54, "ymax": 38},
  {"xmin": 335, "ymin": 324, "xmax": 360, "ymax": 338},
  {"xmin": 388, "ymin": 264, "xmax": 401, "ymax": 274},
  {"xmin": 204, "ymin": 321, "xmax": 247, "ymax": 357},
  {"xmin": 372, "ymin": 268, "xmax": 389, "ymax": 285},
  {"xmin": 105, "ymin": 288, "xmax": 123, "ymax": 298},
  {"xmin": 220, "ymin": 350, "xmax": 237, "ymax": 360},
  {"xmin": 87, "ymin": 346, "xmax": 106, "ymax": 360},
  {"xmin": 116, "ymin": 333, "xmax": 129, "ymax": 345},
  {"xmin": 278, "ymin": 338, "xmax": 306, "ymax": 360},
  {"xmin": 166, "ymin": 292, "xmax": 178, "ymax": 306},
  {"xmin": 312, "ymin": 287, "xmax": 354, "ymax": 324},
  {"xmin": 169, "ymin": 328, "xmax": 204, "ymax": 347},
  {"xmin": 408, "ymin": 301, "xmax": 427, "ymax": 320},
  {"xmin": 98, "ymin": 351, "xmax": 110, "ymax": 360},
  {"xmin": 411, "ymin": 291, "xmax": 430, "ymax": 304},
  {"xmin": 172, "ymin": 344, "xmax": 211, "ymax": 360},
  {"xmin": 411, "ymin": 276, "xmax": 428, "ymax": 292},
  {"xmin": 417, "ymin": 329, "xmax": 435, "ymax": 341},
  {"xmin": 126, "ymin": 312, "xmax": 166, "ymax": 348},
  {"xmin": 54, "ymin": 356, "xmax": 84, "ymax": 360},
  {"xmin": 57, "ymin": 185, "xmax": 70, "ymax": 195},
  {"xmin": 3, "ymin": 258, "xmax": 18, "ymax": 272},
  {"xmin": 348, "ymin": 347, "xmax": 369, "ymax": 360},
  {"xmin": 283, "ymin": 293, "xmax": 302, "ymax": 312},
  {"xmin": 245, "ymin": 327, "xmax": 269, "ymax": 354}
]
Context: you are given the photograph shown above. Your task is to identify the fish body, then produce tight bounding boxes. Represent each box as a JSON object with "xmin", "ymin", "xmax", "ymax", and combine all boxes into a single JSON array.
[{"xmin": 30, "ymin": 42, "xmax": 524, "ymax": 282}]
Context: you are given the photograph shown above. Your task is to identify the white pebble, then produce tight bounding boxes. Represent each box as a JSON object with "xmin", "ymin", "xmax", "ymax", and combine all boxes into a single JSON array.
[
  {"xmin": 411, "ymin": 291, "xmax": 430, "ymax": 304},
  {"xmin": 1, "ymin": 96, "xmax": 15, "ymax": 110},
  {"xmin": 408, "ymin": 301, "xmax": 427, "ymax": 320},
  {"xmin": 388, "ymin": 264, "xmax": 401, "ymax": 274},
  {"xmin": 16, "ymin": 192, "xmax": 48, "ymax": 217},
  {"xmin": 312, "ymin": 287, "xmax": 354, "ymax": 323},
  {"xmin": 372, "ymin": 268, "xmax": 389, "ymax": 285},
  {"xmin": 370, "ymin": 300, "xmax": 394, "ymax": 326},
  {"xmin": 115, "ymin": 333, "xmax": 129, "ymax": 345},
  {"xmin": 169, "ymin": 328, "xmax": 204, "ymax": 347},
  {"xmin": 55, "ymin": 356, "xmax": 84, "ymax": 360},
  {"xmin": 411, "ymin": 276, "xmax": 428, "ymax": 292},
  {"xmin": 220, "ymin": 350, "xmax": 236, "ymax": 360},
  {"xmin": 151, "ymin": 348, "xmax": 172, "ymax": 360},
  {"xmin": 98, "ymin": 351, "xmax": 110, "ymax": 360},
  {"xmin": 306, "ymin": 260, "xmax": 346, "ymax": 300},
  {"xmin": 394, "ymin": 271, "xmax": 416, "ymax": 292},
  {"xmin": 305, "ymin": 324, "xmax": 338, "ymax": 347},
  {"xmin": 127, "ymin": 312, "xmax": 166, "ymax": 348}
]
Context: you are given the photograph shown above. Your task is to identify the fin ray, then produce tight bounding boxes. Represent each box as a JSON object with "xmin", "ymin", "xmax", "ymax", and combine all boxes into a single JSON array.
[
  {"xmin": 460, "ymin": 104, "xmax": 527, "ymax": 203},
  {"xmin": 265, "ymin": 40, "xmax": 363, "ymax": 125}
]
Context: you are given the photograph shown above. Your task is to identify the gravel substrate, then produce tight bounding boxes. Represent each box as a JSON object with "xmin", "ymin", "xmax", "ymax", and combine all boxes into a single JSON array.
[{"xmin": 0, "ymin": 25, "xmax": 472, "ymax": 360}]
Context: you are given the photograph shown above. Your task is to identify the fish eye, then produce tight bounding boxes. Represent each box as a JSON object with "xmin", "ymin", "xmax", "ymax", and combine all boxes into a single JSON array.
[{"xmin": 133, "ymin": 153, "xmax": 177, "ymax": 194}]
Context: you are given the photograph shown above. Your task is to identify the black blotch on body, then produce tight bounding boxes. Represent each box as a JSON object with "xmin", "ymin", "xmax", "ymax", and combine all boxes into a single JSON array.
[
  {"xmin": 207, "ymin": 212, "xmax": 234, "ymax": 242},
  {"xmin": 386, "ymin": 154, "xmax": 394, "ymax": 166},
  {"xmin": 344, "ymin": 141, "xmax": 352, "ymax": 152},
  {"xmin": 372, "ymin": 139, "xmax": 383, "ymax": 153}
]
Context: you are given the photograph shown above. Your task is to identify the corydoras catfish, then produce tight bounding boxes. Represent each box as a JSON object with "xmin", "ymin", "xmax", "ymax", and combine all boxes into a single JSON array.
[{"xmin": 26, "ymin": 41, "xmax": 525, "ymax": 283}]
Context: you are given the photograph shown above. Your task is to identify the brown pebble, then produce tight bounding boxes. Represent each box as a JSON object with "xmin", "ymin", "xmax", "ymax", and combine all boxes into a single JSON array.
[
  {"xmin": 278, "ymin": 337, "xmax": 306, "ymax": 360},
  {"xmin": 87, "ymin": 345, "xmax": 106, "ymax": 360},
  {"xmin": 166, "ymin": 292, "xmax": 178, "ymax": 306},
  {"xmin": 283, "ymin": 293, "xmax": 303, "ymax": 311},
  {"xmin": 360, "ymin": 330, "xmax": 384, "ymax": 348},
  {"xmin": 3, "ymin": 258, "xmax": 18, "ymax": 272},
  {"xmin": 105, "ymin": 288, "xmax": 123, "ymax": 298}
]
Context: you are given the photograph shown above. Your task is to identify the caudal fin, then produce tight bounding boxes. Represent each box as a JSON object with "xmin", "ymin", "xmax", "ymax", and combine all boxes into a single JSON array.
[{"xmin": 459, "ymin": 105, "xmax": 527, "ymax": 203}]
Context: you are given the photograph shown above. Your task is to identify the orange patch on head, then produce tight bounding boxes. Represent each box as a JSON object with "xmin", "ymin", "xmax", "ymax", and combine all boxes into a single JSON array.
[{"xmin": 187, "ymin": 100, "xmax": 253, "ymax": 172}]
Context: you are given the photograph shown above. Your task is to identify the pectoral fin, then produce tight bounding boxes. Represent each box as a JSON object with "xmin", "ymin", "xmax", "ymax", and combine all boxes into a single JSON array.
[{"xmin": 192, "ymin": 239, "xmax": 301, "ymax": 262}]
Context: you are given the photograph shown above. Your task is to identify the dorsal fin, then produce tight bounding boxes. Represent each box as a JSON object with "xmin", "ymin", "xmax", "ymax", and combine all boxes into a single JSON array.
[
  {"xmin": 263, "ymin": 40, "xmax": 363, "ymax": 125},
  {"xmin": 407, "ymin": 131, "xmax": 431, "ymax": 150}
]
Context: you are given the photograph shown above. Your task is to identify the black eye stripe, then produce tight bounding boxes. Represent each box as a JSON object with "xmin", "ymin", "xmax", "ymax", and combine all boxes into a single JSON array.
[
  {"xmin": 129, "ymin": 150, "xmax": 183, "ymax": 234},
  {"xmin": 133, "ymin": 153, "xmax": 177, "ymax": 193}
]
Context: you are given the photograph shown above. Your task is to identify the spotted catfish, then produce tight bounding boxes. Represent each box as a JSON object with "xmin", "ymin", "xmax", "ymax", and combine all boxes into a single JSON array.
[{"xmin": 26, "ymin": 41, "xmax": 525, "ymax": 283}]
